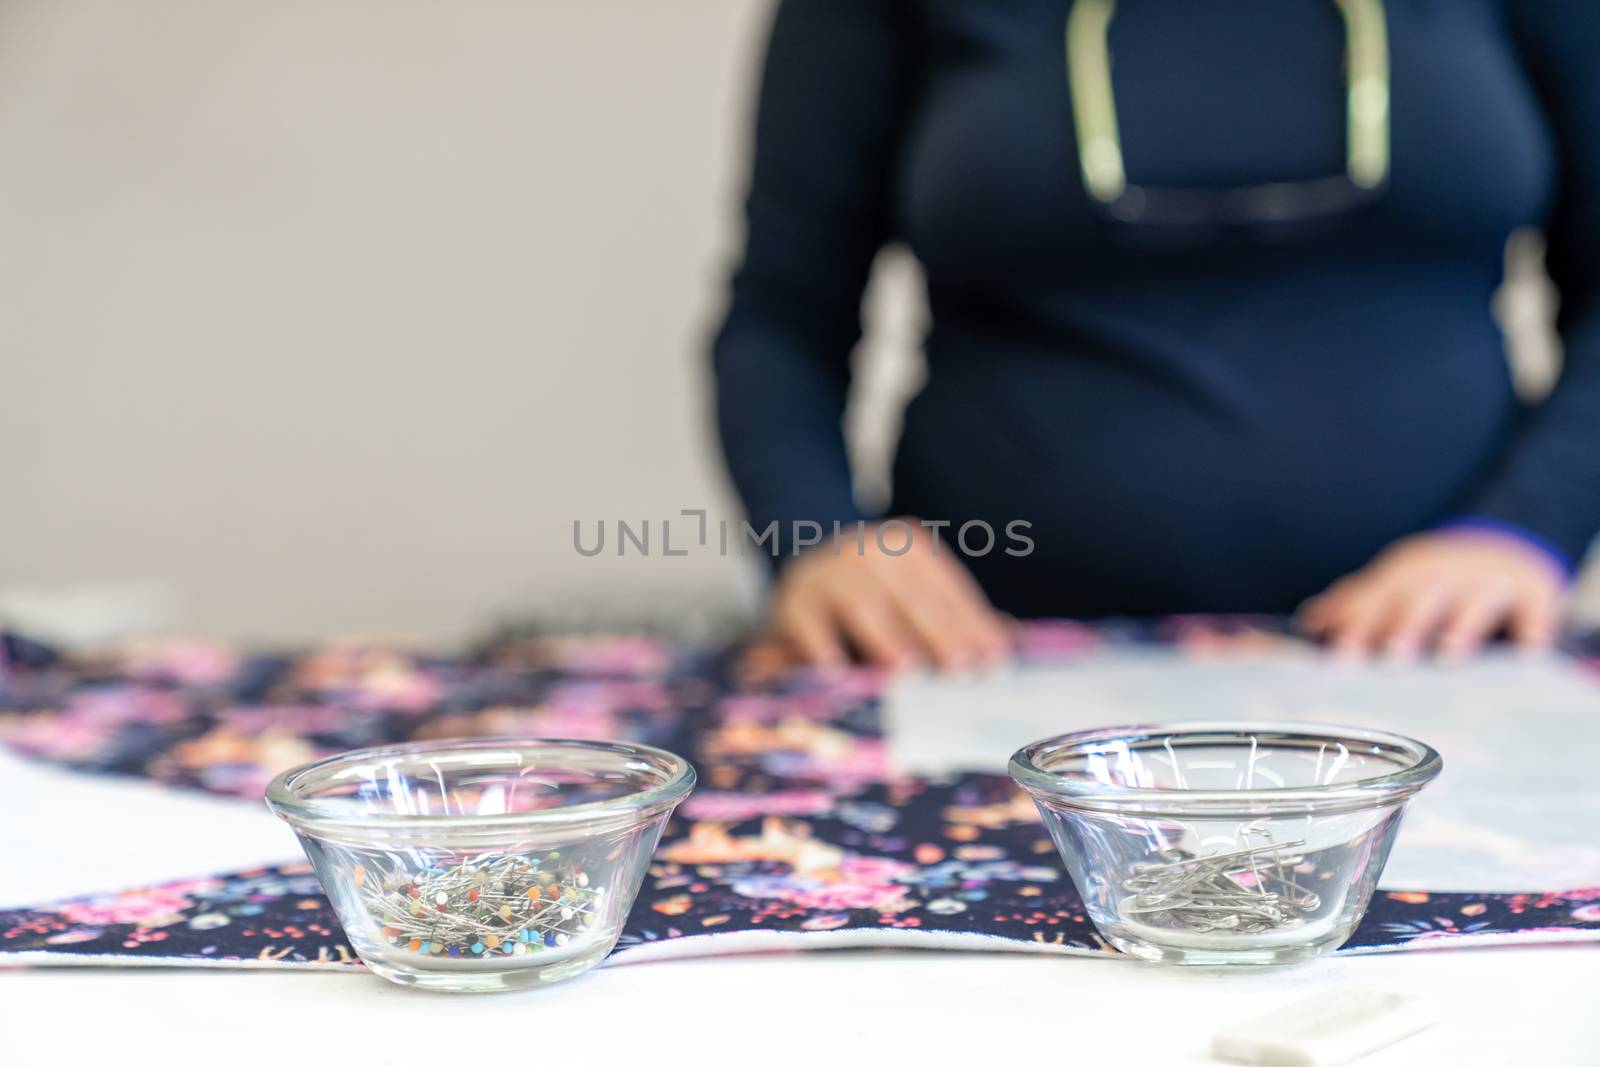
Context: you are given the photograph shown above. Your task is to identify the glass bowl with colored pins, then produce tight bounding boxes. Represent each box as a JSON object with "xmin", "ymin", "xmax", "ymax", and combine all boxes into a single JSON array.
[
  {"xmin": 1009, "ymin": 723, "xmax": 1441, "ymax": 966},
  {"xmin": 267, "ymin": 738, "xmax": 695, "ymax": 992}
]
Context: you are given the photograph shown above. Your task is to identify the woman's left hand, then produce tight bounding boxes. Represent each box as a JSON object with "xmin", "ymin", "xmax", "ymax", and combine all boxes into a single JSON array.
[{"xmin": 1297, "ymin": 530, "xmax": 1569, "ymax": 659}]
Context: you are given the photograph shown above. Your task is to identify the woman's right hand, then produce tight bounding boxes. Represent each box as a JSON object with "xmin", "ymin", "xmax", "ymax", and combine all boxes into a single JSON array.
[{"xmin": 765, "ymin": 519, "xmax": 1011, "ymax": 671}]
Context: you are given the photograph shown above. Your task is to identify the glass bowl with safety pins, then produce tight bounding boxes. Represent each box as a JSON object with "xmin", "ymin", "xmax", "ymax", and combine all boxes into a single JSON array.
[{"xmin": 1010, "ymin": 722, "xmax": 1441, "ymax": 965}]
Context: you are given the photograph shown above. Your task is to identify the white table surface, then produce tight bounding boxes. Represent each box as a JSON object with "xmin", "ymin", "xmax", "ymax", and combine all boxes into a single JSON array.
[{"xmin": 5, "ymin": 667, "xmax": 1600, "ymax": 1066}]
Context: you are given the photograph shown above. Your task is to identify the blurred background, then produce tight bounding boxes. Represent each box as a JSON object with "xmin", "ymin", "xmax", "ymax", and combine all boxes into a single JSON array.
[{"xmin": 1, "ymin": 1, "xmax": 1592, "ymax": 646}]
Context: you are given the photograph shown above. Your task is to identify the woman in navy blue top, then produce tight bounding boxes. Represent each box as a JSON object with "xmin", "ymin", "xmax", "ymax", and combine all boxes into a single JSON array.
[{"xmin": 712, "ymin": 0, "xmax": 1598, "ymax": 669}]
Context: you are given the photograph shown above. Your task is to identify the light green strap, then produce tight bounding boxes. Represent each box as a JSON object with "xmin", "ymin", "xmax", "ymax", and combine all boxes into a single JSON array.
[
  {"xmin": 1065, "ymin": 0, "xmax": 1391, "ymax": 205},
  {"xmin": 1335, "ymin": 0, "xmax": 1391, "ymax": 189},
  {"xmin": 1066, "ymin": 0, "xmax": 1125, "ymax": 202}
]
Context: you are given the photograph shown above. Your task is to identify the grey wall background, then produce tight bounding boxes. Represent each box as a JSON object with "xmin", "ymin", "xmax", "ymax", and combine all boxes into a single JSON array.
[
  {"xmin": 0, "ymin": 1, "xmax": 781, "ymax": 643},
  {"xmin": 1, "ymin": 2, "xmax": 1591, "ymax": 645}
]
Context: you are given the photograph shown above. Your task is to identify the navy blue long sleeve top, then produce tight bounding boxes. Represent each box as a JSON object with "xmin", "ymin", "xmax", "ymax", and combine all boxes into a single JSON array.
[{"xmin": 711, "ymin": 0, "xmax": 1600, "ymax": 616}]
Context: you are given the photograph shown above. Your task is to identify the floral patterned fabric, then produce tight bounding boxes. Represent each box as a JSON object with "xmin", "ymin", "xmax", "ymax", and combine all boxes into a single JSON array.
[{"xmin": 3, "ymin": 619, "xmax": 1599, "ymax": 969}]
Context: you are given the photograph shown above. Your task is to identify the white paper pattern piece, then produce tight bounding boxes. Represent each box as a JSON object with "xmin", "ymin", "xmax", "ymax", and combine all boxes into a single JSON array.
[{"xmin": 883, "ymin": 649, "xmax": 1600, "ymax": 892}]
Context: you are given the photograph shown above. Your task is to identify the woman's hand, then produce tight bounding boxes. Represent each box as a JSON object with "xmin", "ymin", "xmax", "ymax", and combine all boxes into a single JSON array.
[
  {"xmin": 1297, "ymin": 529, "xmax": 1569, "ymax": 659},
  {"xmin": 765, "ymin": 519, "xmax": 1011, "ymax": 671}
]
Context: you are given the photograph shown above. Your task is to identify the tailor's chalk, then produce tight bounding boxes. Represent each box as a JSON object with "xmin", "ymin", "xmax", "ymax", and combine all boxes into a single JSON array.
[{"xmin": 1212, "ymin": 987, "xmax": 1438, "ymax": 1066}]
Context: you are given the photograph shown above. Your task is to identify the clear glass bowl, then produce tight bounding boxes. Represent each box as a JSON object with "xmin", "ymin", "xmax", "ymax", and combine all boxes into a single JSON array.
[
  {"xmin": 1010, "ymin": 722, "xmax": 1441, "ymax": 965},
  {"xmin": 266, "ymin": 738, "xmax": 695, "ymax": 992}
]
